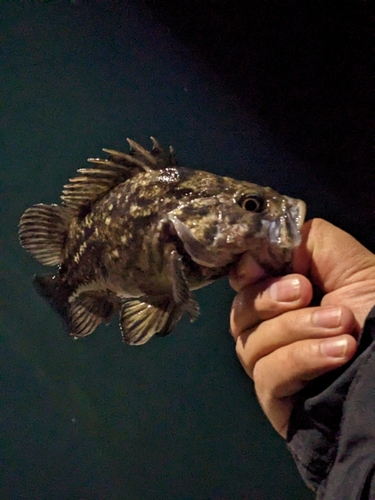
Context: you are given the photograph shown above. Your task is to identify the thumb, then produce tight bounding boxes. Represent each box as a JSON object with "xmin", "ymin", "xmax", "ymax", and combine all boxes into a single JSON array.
[{"xmin": 293, "ymin": 218, "xmax": 375, "ymax": 293}]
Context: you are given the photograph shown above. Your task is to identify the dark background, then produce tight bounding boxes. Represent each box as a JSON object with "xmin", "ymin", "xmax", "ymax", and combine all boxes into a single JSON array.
[
  {"xmin": 146, "ymin": 0, "xmax": 374, "ymax": 248},
  {"xmin": 1, "ymin": 1, "xmax": 372, "ymax": 499}
]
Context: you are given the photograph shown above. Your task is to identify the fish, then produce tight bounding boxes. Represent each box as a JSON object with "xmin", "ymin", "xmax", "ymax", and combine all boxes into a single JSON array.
[{"xmin": 18, "ymin": 137, "xmax": 306, "ymax": 345}]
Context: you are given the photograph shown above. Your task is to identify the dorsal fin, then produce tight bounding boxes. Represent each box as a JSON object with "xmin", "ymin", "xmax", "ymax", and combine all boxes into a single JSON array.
[{"xmin": 60, "ymin": 137, "xmax": 177, "ymax": 213}]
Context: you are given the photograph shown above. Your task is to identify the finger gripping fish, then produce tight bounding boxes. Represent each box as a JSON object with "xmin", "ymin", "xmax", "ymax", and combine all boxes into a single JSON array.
[{"xmin": 19, "ymin": 138, "xmax": 306, "ymax": 345}]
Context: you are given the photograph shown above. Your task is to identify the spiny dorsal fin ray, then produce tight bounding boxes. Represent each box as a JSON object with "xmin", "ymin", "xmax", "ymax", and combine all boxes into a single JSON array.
[
  {"xmin": 19, "ymin": 204, "xmax": 72, "ymax": 266},
  {"xmin": 93, "ymin": 155, "xmax": 150, "ymax": 171},
  {"xmin": 126, "ymin": 138, "xmax": 158, "ymax": 167},
  {"xmin": 60, "ymin": 137, "xmax": 177, "ymax": 213},
  {"xmin": 150, "ymin": 136, "xmax": 162, "ymax": 152},
  {"xmin": 168, "ymin": 145, "xmax": 178, "ymax": 167}
]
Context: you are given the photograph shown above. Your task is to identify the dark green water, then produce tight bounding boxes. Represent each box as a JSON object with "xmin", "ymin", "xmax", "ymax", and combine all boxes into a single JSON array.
[{"xmin": 1, "ymin": 2, "xmax": 317, "ymax": 499}]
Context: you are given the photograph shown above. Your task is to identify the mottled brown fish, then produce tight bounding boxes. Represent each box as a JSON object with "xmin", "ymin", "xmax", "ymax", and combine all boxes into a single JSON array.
[{"xmin": 19, "ymin": 138, "xmax": 306, "ymax": 345}]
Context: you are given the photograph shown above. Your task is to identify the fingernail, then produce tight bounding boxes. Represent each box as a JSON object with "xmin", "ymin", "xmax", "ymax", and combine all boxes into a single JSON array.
[
  {"xmin": 269, "ymin": 278, "xmax": 300, "ymax": 302},
  {"xmin": 312, "ymin": 306, "xmax": 342, "ymax": 328},
  {"xmin": 320, "ymin": 337, "xmax": 348, "ymax": 358}
]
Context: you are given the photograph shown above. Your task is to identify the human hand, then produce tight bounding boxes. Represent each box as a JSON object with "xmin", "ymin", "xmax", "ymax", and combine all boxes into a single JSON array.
[{"xmin": 229, "ymin": 218, "xmax": 375, "ymax": 438}]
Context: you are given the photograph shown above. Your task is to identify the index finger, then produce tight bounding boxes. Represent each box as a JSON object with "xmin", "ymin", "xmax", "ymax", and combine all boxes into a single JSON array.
[{"xmin": 230, "ymin": 274, "xmax": 313, "ymax": 340}]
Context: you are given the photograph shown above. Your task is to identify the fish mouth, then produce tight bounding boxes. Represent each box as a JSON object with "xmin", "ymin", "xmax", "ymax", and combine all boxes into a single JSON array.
[
  {"xmin": 291, "ymin": 198, "xmax": 306, "ymax": 231},
  {"xmin": 266, "ymin": 197, "xmax": 306, "ymax": 248}
]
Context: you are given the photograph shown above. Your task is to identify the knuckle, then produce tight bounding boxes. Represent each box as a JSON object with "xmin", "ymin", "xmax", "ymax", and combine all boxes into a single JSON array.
[
  {"xmin": 235, "ymin": 333, "xmax": 256, "ymax": 376},
  {"xmin": 256, "ymin": 297, "xmax": 281, "ymax": 318},
  {"xmin": 252, "ymin": 357, "xmax": 266, "ymax": 388},
  {"xmin": 253, "ymin": 357, "xmax": 280, "ymax": 404},
  {"xmin": 290, "ymin": 339, "xmax": 319, "ymax": 366},
  {"xmin": 308, "ymin": 218, "xmax": 328, "ymax": 239}
]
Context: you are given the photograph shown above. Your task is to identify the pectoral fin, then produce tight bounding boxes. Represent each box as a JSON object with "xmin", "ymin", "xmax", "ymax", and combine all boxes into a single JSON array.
[{"xmin": 166, "ymin": 248, "xmax": 200, "ymax": 319}]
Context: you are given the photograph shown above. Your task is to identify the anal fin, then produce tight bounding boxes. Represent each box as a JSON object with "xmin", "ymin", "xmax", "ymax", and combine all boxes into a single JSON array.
[
  {"xmin": 69, "ymin": 293, "xmax": 120, "ymax": 338},
  {"xmin": 34, "ymin": 274, "xmax": 119, "ymax": 338},
  {"xmin": 120, "ymin": 297, "xmax": 183, "ymax": 346}
]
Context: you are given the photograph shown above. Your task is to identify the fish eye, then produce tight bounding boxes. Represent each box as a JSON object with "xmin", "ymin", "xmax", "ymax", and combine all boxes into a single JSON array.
[{"xmin": 239, "ymin": 195, "xmax": 264, "ymax": 213}]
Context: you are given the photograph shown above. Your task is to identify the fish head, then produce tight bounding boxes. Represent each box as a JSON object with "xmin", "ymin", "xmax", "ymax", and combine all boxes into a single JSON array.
[{"xmin": 167, "ymin": 176, "xmax": 306, "ymax": 276}]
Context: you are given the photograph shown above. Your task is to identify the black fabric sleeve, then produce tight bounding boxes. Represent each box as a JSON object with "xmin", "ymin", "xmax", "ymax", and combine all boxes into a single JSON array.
[{"xmin": 286, "ymin": 306, "xmax": 375, "ymax": 500}]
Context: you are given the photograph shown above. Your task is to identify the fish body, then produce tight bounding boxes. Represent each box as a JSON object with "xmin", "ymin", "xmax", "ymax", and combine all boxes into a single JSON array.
[{"xmin": 19, "ymin": 138, "xmax": 306, "ymax": 345}]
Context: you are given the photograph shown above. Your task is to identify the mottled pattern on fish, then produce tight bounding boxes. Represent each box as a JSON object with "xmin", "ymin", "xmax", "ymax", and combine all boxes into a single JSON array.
[{"xmin": 19, "ymin": 138, "xmax": 306, "ymax": 345}]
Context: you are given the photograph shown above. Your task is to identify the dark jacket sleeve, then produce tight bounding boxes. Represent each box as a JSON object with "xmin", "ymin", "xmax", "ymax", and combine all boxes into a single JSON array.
[{"xmin": 287, "ymin": 306, "xmax": 375, "ymax": 500}]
